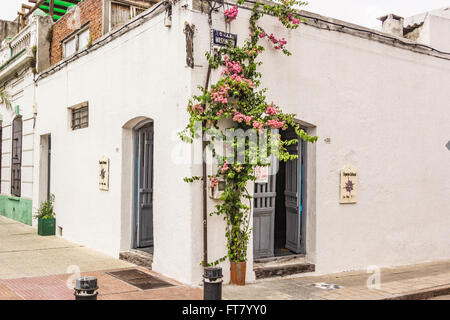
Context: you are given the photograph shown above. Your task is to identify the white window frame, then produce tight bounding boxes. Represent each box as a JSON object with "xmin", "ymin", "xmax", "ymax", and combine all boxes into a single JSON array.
[{"xmin": 62, "ymin": 25, "xmax": 90, "ymax": 58}]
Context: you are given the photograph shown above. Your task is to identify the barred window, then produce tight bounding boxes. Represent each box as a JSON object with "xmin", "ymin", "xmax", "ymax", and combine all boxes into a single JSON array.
[
  {"xmin": 11, "ymin": 116, "xmax": 22, "ymax": 197},
  {"xmin": 71, "ymin": 103, "xmax": 88, "ymax": 130}
]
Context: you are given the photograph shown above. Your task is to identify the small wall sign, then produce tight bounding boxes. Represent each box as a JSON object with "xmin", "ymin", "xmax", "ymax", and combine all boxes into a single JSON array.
[
  {"xmin": 340, "ymin": 165, "xmax": 358, "ymax": 204},
  {"xmin": 255, "ymin": 166, "xmax": 269, "ymax": 184},
  {"xmin": 99, "ymin": 156, "xmax": 109, "ymax": 191},
  {"xmin": 211, "ymin": 29, "xmax": 237, "ymax": 48}
]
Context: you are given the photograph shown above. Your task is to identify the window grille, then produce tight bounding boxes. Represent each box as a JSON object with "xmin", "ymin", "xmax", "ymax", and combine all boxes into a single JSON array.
[
  {"xmin": 11, "ymin": 117, "xmax": 22, "ymax": 197},
  {"xmin": 71, "ymin": 104, "xmax": 88, "ymax": 130}
]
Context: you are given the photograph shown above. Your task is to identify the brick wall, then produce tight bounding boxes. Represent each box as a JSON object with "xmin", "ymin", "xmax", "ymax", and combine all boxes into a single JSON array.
[{"xmin": 50, "ymin": 0, "xmax": 103, "ymax": 66}]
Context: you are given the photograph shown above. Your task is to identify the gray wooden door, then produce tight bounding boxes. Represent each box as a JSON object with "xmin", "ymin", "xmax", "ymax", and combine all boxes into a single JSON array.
[
  {"xmin": 253, "ymin": 173, "xmax": 276, "ymax": 259},
  {"xmin": 284, "ymin": 136, "xmax": 303, "ymax": 253},
  {"xmin": 136, "ymin": 123, "xmax": 154, "ymax": 248}
]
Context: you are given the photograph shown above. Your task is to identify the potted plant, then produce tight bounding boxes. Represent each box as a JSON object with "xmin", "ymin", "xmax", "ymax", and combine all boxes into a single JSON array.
[{"xmin": 35, "ymin": 194, "xmax": 56, "ymax": 236}]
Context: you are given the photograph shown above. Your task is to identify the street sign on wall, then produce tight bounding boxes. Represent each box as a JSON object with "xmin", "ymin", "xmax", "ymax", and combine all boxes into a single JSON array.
[
  {"xmin": 99, "ymin": 156, "xmax": 110, "ymax": 191},
  {"xmin": 211, "ymin": 29, "xmax": 237, "ymax": 48},
  {"xmin": 340, "ymin": 165, "xmax": 358, "ymax": 204}
]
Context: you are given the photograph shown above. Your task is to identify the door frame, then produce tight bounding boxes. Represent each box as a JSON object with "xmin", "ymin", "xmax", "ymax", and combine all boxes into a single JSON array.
[
  {"xmin": 299, "ymin": 131, "xmax": 308, "ymax": 254},
  {"xmin": 38, "ymin": 134, "xmax": 52, "ymax": 207},
  {"xmin": 131, "ymin": 119, "xmax": 154, "ymax": 249},
  {"xmin": 253, "ymin": 122, "xmax": 310, "ymax": 259},
  {"xmin": 284, "ymin": 122, "xmax": 309, "ymax": 255}
]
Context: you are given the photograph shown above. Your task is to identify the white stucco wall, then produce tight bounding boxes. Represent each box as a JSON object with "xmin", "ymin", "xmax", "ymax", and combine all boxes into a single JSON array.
[
  {"xmin": 33, "ymin": 4, "xmax": 202, "ymax": 284},
  {"xmin": 192, "ymin": 4, "xmax": 450, "ymax": 280},
  {"xmin": 252, "ymin": 9, "xmax": 450, "ymax": 274},
  {"xmin": 426, "ymin": 14, "xmax": 450, "ymax": 53},
  {"xmin": 31, "ymin": 1, "xmax": 450, "ymax": 286}
]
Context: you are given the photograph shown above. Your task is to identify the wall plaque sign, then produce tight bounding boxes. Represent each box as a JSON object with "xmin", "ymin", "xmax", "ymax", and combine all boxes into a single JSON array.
[
  {"xmin": 211, "ymin": 29, "xmax": 237, "ymax": 48},
  {"xmin": 99, "ymin": 156, "xmax": 109, "ymax": 191},
  {"xmin": 340, "ymin": 165, "xmax": 358, "ymax": 203},
  {"xmin": 255, "ymin": 166, "xmax": 269, "ymax": 184}
]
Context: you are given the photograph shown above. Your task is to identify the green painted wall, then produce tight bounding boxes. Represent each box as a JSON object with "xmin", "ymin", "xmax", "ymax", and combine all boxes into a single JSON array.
[{"xmin": 0, "ymin": 195, "xmax": 32, "ymax": 225}]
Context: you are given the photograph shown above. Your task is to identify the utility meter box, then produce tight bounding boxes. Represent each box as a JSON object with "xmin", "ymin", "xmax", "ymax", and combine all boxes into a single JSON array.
[{"xmin": 209, "ymin": 178, "xmax": 226, "ymax": 200}]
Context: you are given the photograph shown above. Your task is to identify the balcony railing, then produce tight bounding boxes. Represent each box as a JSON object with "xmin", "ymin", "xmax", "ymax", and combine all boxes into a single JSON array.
[{"xmin": 0, "ymin": 17, "xmax": 37, "ymax": 77}]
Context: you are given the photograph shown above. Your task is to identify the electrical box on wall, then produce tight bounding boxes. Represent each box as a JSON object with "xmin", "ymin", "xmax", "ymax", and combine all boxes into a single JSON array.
[
  {"xmin": 208, "ymin": 159, "xmax": 227, "ymax": 200},
  {"xmin": 209, "ymin": 178, "xmax": 225, "ymax": 200}
]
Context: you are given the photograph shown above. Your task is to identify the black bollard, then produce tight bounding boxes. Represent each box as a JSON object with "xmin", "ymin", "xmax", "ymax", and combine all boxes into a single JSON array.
[
  {"xmin": 74, "ymin": 276, "xmax": 98, "ymax": 300},
  {"xmin": 203, "ymin": 267, "xmax": 223, "ymax": 300}
]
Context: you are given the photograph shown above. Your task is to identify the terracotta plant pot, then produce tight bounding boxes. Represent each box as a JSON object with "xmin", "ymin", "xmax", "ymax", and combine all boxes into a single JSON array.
[{"xmin": 230, "ymin": 261, "xmax": 246, "ymax": 285}]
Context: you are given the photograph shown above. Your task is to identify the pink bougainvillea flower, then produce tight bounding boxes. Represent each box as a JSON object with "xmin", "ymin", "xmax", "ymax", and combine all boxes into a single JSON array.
[
  {"xmin": 266, "ymin": 119, "xmax": 285, "ymax": 129},
  {"xmin": 232, "ymin": 112, "xmax": 254, "ymax": 124},
  {"xmin": 187, "ymin": 104, "xmax": 203, "ymax": 113},
  {"xmin": 266, "ymin": 33, "xmax": 288, "ymax": 50},
  {"xmin": 209, "ymin": 176, "xmax": 219, "ymax": 188},
  {"xmin": 265, "ymin": 104, "xmax": 278, "ymax": 116},
  {"xmin": 252, "ymin": 121, "xmax": 263, "ymax": 131},
  {"xmin": 210, "ymin": 84, "xmax": 230, "ymax": 104},
  {"xmin": 224, "ymin": 6, "xmax": 238, "ymax": 23},
  {"xmin": 220, "ymin": 161, "xmax": 229, "ymax": 173}
]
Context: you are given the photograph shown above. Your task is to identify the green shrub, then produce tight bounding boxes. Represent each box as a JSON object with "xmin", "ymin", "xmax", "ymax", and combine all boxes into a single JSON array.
[{"xmin": 35, "ymin": 194, "xmax": 55, "ymax": 219}]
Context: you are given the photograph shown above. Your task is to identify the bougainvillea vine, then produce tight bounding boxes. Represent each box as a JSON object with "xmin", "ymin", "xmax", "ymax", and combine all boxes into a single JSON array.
[{"xmin": 180, "ymin": 0, "xmax": 317, "ymax": 266}]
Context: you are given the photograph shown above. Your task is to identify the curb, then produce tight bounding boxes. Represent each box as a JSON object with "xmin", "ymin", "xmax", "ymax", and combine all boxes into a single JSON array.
[{"xmin": 382, "ymin": 284, "xmax": 450, "ymax": 300}]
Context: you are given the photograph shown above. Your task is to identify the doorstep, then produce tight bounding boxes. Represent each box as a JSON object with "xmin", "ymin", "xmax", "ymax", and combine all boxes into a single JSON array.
[
  {"xmin": 253, "ymin": 254, "xmax": 315, "ymax": 279},
  {"xmin": 119, "ymin": 249, "xmax": 153, "ymax": 269}
]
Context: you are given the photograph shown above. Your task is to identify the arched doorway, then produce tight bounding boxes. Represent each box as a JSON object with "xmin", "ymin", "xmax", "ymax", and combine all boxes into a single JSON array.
[{"xmin": 121, "ymin": 117, "xmax": 154, "ymax": 254}]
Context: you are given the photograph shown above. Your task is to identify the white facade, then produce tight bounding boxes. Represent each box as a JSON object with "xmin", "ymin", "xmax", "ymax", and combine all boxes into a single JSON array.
[
  {"xmin": 0, "ymin": 70, "xmax": 35, "ymax": 200},
  {"xmin": 0, "ymin": 15, "xmax": 51, "ymax": 225},
  {"xmin": 30, "ymin": 1, "xmax": 450, "ymax": 286},
  {"xmin": 404, "ymin": 6, "xmax": 450, "ymax": 53}
]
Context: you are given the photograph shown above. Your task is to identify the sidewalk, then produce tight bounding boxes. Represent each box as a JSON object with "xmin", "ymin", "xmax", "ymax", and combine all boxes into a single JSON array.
[
  {"xmin": 0, "ymin": 215, "xmax": 132, "ymax": 279},
  {"xmin": 1, "ymin": 215, "xmax": 449, "ymax": 300},
  {"xmin": 0, "ymin": 267, "xmax": 202, "ymax": 300},
  {"xmin": 223, "ymin": 260, "xmax": 450, "ymax": 300},
  {"xmin": 0, "ymin": 215, "xmax": 201, "ymax": 300}
]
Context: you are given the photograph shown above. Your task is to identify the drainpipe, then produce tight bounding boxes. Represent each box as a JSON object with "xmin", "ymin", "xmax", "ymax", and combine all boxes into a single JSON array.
[
  {"xmin": 202, "ymin": 64, "xmax": 212, "ymax": 267},
  {"xmin": 202, "ymin": 0, "xmax": 218, "ymax": 268}
]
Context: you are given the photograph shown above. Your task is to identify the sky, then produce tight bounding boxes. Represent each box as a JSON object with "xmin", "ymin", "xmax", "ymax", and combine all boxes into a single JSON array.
[{"xmin": 0, "ymin": 0, "xmax": 449, "ymax": 28}]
